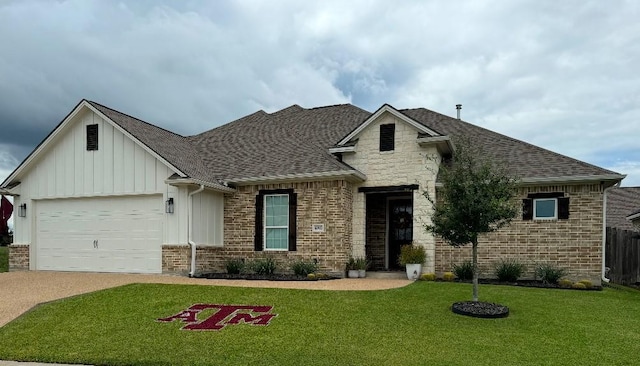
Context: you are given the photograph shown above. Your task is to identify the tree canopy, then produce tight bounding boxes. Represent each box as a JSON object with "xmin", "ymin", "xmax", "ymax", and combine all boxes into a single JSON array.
[{"xmin": 424, "ymin": 137, "xmax": 519, "ymax": 301}]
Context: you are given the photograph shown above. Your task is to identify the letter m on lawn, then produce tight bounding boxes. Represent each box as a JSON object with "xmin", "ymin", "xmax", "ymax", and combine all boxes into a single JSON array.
[{"xmin": 157, "ymin": 304, "xmax": 277, "ymax": 331}]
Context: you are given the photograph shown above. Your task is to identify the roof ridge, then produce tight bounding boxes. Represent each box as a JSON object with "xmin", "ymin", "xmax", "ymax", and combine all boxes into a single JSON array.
[
  {"xmin": 87, "ymin": 100, "xmax": 187, "ymax": 139},
  {"xmin": 189, "ymin": 110, "xmax": 268, "ymax": 138}
]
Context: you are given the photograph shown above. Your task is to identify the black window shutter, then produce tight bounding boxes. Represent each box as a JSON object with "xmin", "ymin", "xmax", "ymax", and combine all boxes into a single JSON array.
[
  {"xmin": 522, "ymin": 198, "xmax": 533, "ymax": 220},
  {"xmin": 379, "ymin": 124, "xmax": 395, "ymax": 151},
  {"xmin": 557, "ymin": 197, "xmax": 570, "ymax": 219},
  {"xmin": 86, "ymin": 124, "xmax": 99, "ymax": 151},
  {"xmin": 254, "ymin": 193, "xmax": 264, "ymax": 251},
  {"xmin": 288, "ymin": 192, "xmax": 297, "ymax": 251}
]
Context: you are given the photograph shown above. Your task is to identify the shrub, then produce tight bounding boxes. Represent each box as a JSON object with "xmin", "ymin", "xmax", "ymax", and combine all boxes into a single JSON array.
[
  {"xmin": 291, "ymin": 259, "xmax": 318, "ymax": 277},
  {"xmin": 398, "ymin": 245, "xmax": 426, "ymax": 265},
  {"xmin": 420, "ymin": 273, "xmax": 436, "ymax": 281},
  {"xmin": 534, "ymin": 263, "xmax": 566, "ymax": 284},
  {"xmin": 494, "ymin": 258, "xmax": 526, "ymax": 282},
  {"xmin": 558, "ymin": 279, "xmax": 573, "ymax": 288},
  {"xmin": 578, "ymin": 279, "xmax": 593, "ymax": 289},
  {"xmin": 346, "ymin": 257, "xmax": 357, "ymax": 271},
  {"xmin": 442, "ymin": 272, "xmax": 455, "ymax": 281},
  {"xmin": 249, "ymin": 257, "xmax": 277, "ymax": 275},
  {"xmin": 355, "ymin": 257, "xmax": 370, "ymax": 270},
  {"xmin": 225, "ymin": 258, "xmax": 244, "ymax": 274},
  {"xmin": 572, "ymin": 282, "xmax": 587, "ymax": 289},
  {"xmin": 452, "ymin": 260, "xmax": 474, "ymax": 280}
]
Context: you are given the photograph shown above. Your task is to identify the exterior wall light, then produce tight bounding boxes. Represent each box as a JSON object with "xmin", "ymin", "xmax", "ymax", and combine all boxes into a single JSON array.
[
  {"xmin": 18, "ymin": 203, "xmax": 27, "ymax": 217},
  {"xmin": 165, "ymin": 198, "xmax": 174, "ymax": 214}
]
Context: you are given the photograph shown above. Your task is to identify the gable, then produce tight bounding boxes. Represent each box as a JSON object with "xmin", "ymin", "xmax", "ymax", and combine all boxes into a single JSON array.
[
  {"xmin": 1, "ymin": 102, "xmax": 181, "ymax": 197},
  {"xmin": 336, "ymin": 104, "xmax": 441, "ymax": 146}
]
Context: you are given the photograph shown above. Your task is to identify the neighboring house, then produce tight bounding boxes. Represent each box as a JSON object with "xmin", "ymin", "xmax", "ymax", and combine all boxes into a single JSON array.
[
  {"xmin": 0, "ymin": 100, "xmax": 625, "ymax": 284},
  {"xmin": 629, "ymin": 210, "xmax": 640, "ymax": 227},
  {"xmin": 607, "ymin": 187, "xmax": 640, "ymax": 232}
]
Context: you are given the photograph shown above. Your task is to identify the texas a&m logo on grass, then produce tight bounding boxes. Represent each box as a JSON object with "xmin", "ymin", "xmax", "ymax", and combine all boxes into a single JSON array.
[{"xmin": 157, "ymin": 304, "xmax": 277, "ymax": 331}]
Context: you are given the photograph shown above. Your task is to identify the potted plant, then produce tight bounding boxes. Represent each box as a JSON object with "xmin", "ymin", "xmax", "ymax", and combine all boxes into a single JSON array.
[
  {"xmin": 355, "ymin": 257, "xmax": 369, "ymax": 278},
  {"xmin": 346, "ymin": 257, "xmax": 359, "ymax": 278},
  {"xmin": 399, "ymin": 244, "xmax": 426, "ymax": 280}
]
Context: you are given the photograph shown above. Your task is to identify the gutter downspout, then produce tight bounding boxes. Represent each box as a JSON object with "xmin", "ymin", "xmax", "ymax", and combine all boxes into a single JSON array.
[
  {"xmin": 601, "ymin": 184, "xmax": 617, "ymax": 283},
  {"xmin": 188, "ymin": 184, "xmax": 205, "ymax": 277}
]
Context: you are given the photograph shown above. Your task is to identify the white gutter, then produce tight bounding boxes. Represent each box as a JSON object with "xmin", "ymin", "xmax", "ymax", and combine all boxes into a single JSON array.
[
  {"xmin": 188, "ymin": 184, "xmax": 205, "ymax": 277},
  {"xmin": 602, "ymin": 184, "xmax": 617, "ymax": 283},
  {"xmin": 519, "ymin": 174, "xmax": 626, "ymax": 185}
]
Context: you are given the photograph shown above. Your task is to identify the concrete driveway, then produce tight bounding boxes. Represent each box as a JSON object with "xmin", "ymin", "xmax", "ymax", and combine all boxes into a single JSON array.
[{"xmin": 0, "ymin": 271, "xmax": 411, "ymax": 327}]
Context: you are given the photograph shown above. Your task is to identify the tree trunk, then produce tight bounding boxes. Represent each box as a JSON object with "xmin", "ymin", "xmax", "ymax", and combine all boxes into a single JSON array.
[{"xmin": 472, "ymin": 237, "xmax": 479, "ymax": 302}]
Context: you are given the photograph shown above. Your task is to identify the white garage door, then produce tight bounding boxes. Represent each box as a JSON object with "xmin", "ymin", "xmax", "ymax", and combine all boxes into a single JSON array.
[{"xmin": 36, "ymin": 195, "xmax": 163, "ymax": 273}]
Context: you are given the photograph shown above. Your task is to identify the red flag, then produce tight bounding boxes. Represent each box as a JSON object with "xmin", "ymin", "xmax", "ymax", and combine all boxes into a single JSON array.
[{"xmin": 0, "ymin": 195, "xmax": 13, "ymax": 235}]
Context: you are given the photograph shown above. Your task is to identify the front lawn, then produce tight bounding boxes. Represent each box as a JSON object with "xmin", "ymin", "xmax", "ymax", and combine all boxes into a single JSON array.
[
  {"xmin": 0, "ymin": 282, "xmax": 639, "ymax": 365},
  {"xmin": 0, "ymin": 246, "xmax": 8, "ymax": 272}
]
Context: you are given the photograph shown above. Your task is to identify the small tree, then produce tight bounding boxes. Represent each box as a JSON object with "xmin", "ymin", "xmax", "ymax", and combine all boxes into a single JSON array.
[{"xmin": 424, "ymin": 137, "xmax": 518, "ymax": 301}]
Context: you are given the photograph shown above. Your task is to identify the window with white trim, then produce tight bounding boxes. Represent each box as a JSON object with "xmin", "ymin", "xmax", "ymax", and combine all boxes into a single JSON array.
[
  {"xmin": 534, "ymin": 198, "xmax": 557, "ymax": 220},
  {"xmin": 264, "ymin": 194, "xmax": 289, "ymax": 250}
]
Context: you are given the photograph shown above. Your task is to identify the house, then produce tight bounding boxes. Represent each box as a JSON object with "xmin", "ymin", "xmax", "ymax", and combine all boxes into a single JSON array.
[
  {"xmin": 629, "ymin": 210, "xmax": 640, "ymax": 227},
  {"xmin": 0, "ymin": 100, "xmax": 625, "ymax": 284},
  {"xmin": 607, "ymin": 187, "xmax": 640, "ymax": 232}
]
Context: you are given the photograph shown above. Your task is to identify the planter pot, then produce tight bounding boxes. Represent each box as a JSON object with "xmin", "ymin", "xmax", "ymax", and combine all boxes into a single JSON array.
[
  {"xmin": 405, "ymin": 264, "xmax": 422, "ymax": 280},
  {"xmin": 358, "ymin": 270, "xmax": 366, "ymax": 278},
  {"xmin": 348, "ymin": 270, "xmax": 359, "ymax": 278}
]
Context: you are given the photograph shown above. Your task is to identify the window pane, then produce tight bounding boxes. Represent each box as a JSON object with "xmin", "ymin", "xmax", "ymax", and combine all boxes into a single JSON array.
[
  {"xmin": 535, "ymin": 199, "xmax": 556, "ymax": 218},
  {"xmin": 265, "ymin": 195, "xmax": 289, "ymax": 226},
  {"xmin": 266, "ymin": 228, "xmax": 288, "ymax": 249}
]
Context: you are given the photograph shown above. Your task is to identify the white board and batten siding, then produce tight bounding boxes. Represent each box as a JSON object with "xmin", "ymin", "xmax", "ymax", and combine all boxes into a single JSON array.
[
  {"xmin": 13, "ymin": 108, "xmax": 181, "ymax": 273},
  {"xmin": 191, "ymin": 191, "xmax": 224, "ymax": 246}
]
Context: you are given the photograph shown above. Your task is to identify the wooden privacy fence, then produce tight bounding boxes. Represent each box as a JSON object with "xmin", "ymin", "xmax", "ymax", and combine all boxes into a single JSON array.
[{"xmin": 605, "ymin": 227, "xmax": 640, "ymax": 285}]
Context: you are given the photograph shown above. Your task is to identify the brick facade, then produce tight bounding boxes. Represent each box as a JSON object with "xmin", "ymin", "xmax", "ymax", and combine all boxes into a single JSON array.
[
  {"xmin": 8, "ymin": 244, "xmax": 29, "ymax": 271},
  {"xmin": 164, "ymin": 180, "xmax": 354, "ymax": 276},
  {"xmin": 435, "ymin": 184, "xmax": 604, "ymax": 284}
]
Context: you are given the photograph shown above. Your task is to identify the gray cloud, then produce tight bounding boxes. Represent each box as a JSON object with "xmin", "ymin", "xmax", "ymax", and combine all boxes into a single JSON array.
[{"xmin": 0, "ymin": 0, "xmax": 638, "ymax": 186}]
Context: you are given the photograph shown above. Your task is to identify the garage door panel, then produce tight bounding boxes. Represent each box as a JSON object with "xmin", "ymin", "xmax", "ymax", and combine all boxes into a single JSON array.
[{"xmin": 36, "ymin": 195, "xmax": 163, "ymax": 273}]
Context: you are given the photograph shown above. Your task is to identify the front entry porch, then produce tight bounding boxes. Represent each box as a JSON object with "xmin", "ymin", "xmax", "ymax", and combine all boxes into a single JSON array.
[{"xmin": 364, "ymin": 190, "xmax": 414, "ymax": 271}]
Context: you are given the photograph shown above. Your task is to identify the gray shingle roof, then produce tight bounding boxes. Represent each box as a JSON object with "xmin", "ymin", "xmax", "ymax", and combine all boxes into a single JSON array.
[
  {"xmin": 88, "ymin": 101, "xmax": 227, "ymax": 188},
  {"xmin": 400, "ymin": 108, "xmax": 621, "ymax": 180},
  {"xmin": 188, "ymin": 104, "xmax": 370, "ymax": 182},
  {"xmin": 85, "ymin": 101, "xmax": 621, "ymax": 188},
  {"xmin": 606, "ymin": 187, "xmax": 640, "ymax": 231}
]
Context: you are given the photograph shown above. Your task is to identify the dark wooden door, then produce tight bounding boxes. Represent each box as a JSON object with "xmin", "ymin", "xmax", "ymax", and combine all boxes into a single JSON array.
[{"xmin": 388, "ymin": 198, "xmax": 413, "ymax": 269}]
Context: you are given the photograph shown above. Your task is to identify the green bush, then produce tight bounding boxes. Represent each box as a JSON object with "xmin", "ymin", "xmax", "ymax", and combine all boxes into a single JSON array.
[
  {"xmin": 572, "ymin": 282, "xmax": 587, "ymax": 289},
  {"xmin": 398, "ymin": 245, "xmax": 426, "ymax": 265},
  {"xmin": 355, "ymin": 257, "xmax": 370, "ymax": 270},
  {"xmin": 420, "ymin": 273, "xmax": 436, "ymax": 281},
  {"xmin": 534, "ymin": 263, "xmax": 566, "ymax": 284},
  {"xmin": 249, "ymin": 257, "xmax": 277, "ymax": 275},
  {"xmin": 558, "ymin": 279, "xmax": 573, "ymax": 288},
  {"xmin": 225, "ymin": 258, "xmax": 245, "ymax": 274},
  {"xmin": 291, "ymin": 259, "xmax": 318, "ymax": 277},
  {"xmin": 452, "ymin": 260, "xmax": 474, "ymax": 280},
  {"xmin": 346, "ymin": 257, "xmax": 357, "ymax": 271},
  {"xmin": 578, "ymin": 279, "xmax": 593, "ymax": 289},
  {"xmin": 494, "ymin": 258, "xmax": 526, "ymax": 282},
  {"xmin": 442, "ymin": 272, "xmax": 455, "ymax": 281}
]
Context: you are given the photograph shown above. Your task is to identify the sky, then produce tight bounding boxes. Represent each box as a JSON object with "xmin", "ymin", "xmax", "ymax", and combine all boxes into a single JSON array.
[{"xmin": 1, "ymin": 0, "xmax": 639, "ymax": 201}]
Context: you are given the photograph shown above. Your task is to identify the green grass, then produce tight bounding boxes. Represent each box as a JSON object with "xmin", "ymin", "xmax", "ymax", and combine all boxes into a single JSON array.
[
  {"xmin": 0, "ymin": 246, "xmax": 8, "ymax": 272},
  {"xmin": 1, "ymin": 282, "xmax": 639, "ymax": 365}
]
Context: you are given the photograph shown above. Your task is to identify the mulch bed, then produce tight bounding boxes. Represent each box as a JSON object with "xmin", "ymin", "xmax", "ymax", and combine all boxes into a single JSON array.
[
  {"xmin": 195, "ymin": 273, "xmax": 339, "ymax": 281},
  {"xmin": 448, "ymin": 279, "xmax": 603, "ymax": 291},
  {"xmin": 452, "ymin": 301, "xmax": 509, "ymax": 318}
]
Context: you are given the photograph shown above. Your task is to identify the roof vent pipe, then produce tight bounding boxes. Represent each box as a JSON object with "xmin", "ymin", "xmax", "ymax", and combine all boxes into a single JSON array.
[{"xmin": 456, "ymin": 104, "xmax": 462, "ymax": 120}]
